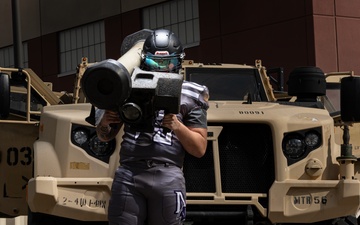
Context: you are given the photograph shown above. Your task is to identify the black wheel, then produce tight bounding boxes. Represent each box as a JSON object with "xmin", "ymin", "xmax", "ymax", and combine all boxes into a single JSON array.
[
  {"xmin": 333, "ymin": 215, "xmax": 357, "ymax": 225},
  {"xmin": 0, "ymin": 72, "xmax": 10, "ymax": 119},
  {"xmin": 287, "ymin": 66, "xmax": 326, "ymax": 102}
]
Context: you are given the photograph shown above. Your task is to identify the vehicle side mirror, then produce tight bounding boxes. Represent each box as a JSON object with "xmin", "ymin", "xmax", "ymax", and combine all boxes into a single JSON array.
[
  {"xmin": 340, "ymin": 76, "xmax": 360, "ymax": 122},
  {"xmin": 0, "ymin": 72, "xmax": 10, "ymax": 119}
]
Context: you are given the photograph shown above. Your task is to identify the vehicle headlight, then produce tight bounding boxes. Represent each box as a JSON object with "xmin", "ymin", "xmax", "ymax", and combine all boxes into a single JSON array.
[
  {"xmin": 282, "ymin": 127, "xmax": 323, "ymax": 163},
  {"xmin": 304, "ymin": 131, "xmax": 321, "ymax": 148},
  {"xmin": 73, "ymin": 129, "xmax": 89, "ymax": 145},
  {"xmin": 71, "ymin": 124, "xmax": 116, "ymax": 163},
  {"xmin": 89, "ymin": 135, "xmax": 113, "ymax": 157},
  {"xmin": 282, "ymin": 135, "xmax": 306, "ymax": 159}
]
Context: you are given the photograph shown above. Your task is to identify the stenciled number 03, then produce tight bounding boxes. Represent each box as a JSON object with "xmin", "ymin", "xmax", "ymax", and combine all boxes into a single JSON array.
[{"xmin": 6, "ymin": 147, "xmax": 33, "ymax": 166}]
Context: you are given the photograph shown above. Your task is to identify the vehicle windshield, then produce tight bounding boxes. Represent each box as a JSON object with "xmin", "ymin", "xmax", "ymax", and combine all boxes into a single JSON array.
[
  {"xmin": 10, "ymin": 86, "xmax": 46, "ymax": 119},
  {"xmin": 322, "ymin": 81, "xmax": 341, "ymax": 115},
  {"xmin": 185, "ymin": 67, "xmax": 267, "ymax": 101}
]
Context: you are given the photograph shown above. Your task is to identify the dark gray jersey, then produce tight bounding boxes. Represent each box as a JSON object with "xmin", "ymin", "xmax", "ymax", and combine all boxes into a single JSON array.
[{"xmin": 119, "ymin": 81, "xmax": 209, "ymax": 167}]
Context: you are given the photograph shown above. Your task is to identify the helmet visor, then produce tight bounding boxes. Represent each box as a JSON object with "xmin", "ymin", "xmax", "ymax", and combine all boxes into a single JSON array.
[{"xmin": 144, "ymin": 54, "xmax": 181, "ymax": 72}]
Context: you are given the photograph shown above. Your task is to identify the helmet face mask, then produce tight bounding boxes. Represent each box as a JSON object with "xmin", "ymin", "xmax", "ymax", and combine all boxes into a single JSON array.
[
  {"xmin": 141, "ymin": 29, "xmax": 185, "ymax": 73},
  {"xmin": 143, "ymin": 52, "xmax": 184, "ymax": 72}
]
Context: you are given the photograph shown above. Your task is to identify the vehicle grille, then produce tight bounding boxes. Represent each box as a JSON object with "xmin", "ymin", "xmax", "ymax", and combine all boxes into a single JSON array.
[{"xmin": 183, "ymin": 123, "xmax": 275, "ymax": 194}]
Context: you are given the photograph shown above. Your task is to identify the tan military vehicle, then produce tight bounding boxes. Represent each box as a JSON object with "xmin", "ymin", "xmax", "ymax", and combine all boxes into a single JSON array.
[
  {"xmin": 181, "ymin": 64, "xmax": 360, "ymax": 225},
  {"xmin": 0, "ymin": 62, "xmax": 88, "ymax": 224},
  {"xmin": 0, "ymin": 66, "xmax": 74, "ymax": 218}
]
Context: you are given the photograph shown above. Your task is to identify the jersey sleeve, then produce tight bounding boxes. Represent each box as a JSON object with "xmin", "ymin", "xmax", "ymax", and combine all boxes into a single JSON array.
[{"xmin": 180, "ymin": 81, "xmax": 209, "ymax": 128}]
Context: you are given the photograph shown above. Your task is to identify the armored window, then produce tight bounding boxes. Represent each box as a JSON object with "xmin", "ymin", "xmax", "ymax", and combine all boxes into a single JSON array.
[
  {"xmin": 10, "ymin": 88, "xmax": 45, "ymax": 120},
  {"xmin": 185, "ymin": 67, "xmax": 268, "ymax": 101}
]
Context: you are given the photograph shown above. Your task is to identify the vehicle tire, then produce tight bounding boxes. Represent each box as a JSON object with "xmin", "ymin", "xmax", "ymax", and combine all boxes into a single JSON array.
[
  {"xmin": 287, "ymin": 66, "xmax": 326, "ymax": 101},
  {"xmin": 332, "ymin": 216, "xmax": 357, "ymax": 225},
  {"xmin": 0, "ymin": 73, "xmax": 10, "ymax": 119}
]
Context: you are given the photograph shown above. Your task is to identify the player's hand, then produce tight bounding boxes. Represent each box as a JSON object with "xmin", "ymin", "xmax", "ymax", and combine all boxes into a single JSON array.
[
  {"xmin": 162, "ymin": 114, "xmax": 181, "ymax": 131},
  {"xmin": 100, "ymin": 110, "xmax": 121, "ymax": 127}
]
